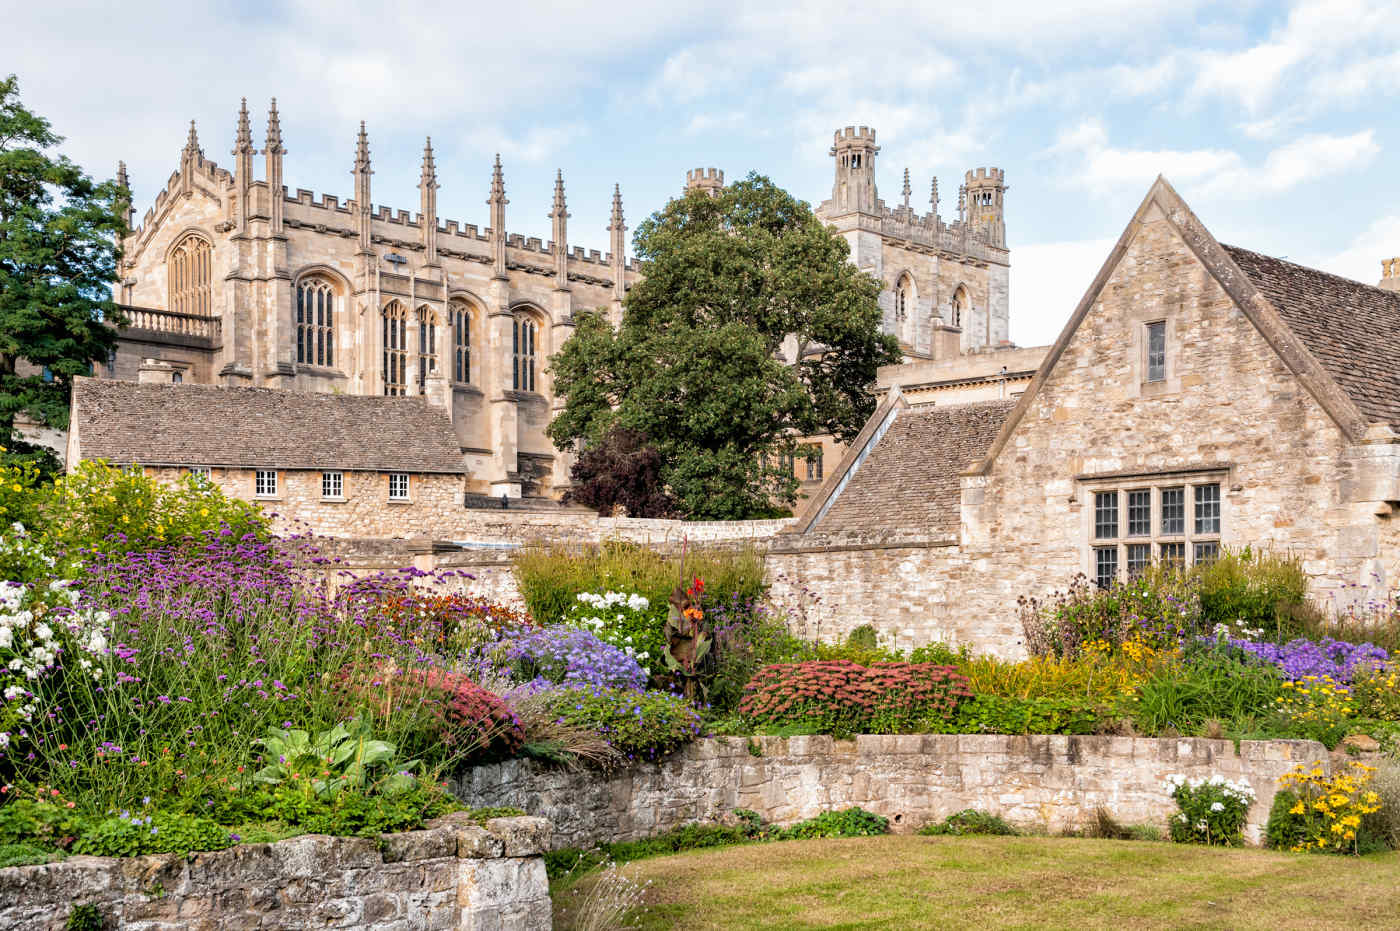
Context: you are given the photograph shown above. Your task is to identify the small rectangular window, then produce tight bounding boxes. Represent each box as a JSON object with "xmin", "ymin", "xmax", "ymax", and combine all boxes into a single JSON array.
[
  {"xmin": 188, "ymin": 466, "xmax": 211, "ymax": 479},
  {"xmin": 322, "ymin": 471, "xmax": 343, "ymax": 499},
  {"xmin": 1194, "ymin": 541, "xmax": 1220, "ymax": 564},
  {"xmin": 255, "ymin": 469, "xmax": 278, "ymax": 498},
  {"xmin": 1146, "ymin": 321, "xmax": 1166, "ymax": 383},
  {"xmin": 388, "ymin": 472, "xmax": 410, "ymax": 501},
  {"xmin": 1127, "ymin": 489, "xmax": 1151, "ymax": 536},
  {"xmin": 805, "ymin": 446, "xmax": 823, "ymax": 482},
  {"xmin": 1126, "ymin": 543, "xmax": 1152, "ymax": 577},
  {"xmin": 1094, "ymin": 491, "xmax": 1118, "ymax": 540},
  {"xmin": 1094, "ymin": 546, "xmax": 1119, "ymax": 589},
  {"xmin": 1194, "ymin": 483, "xmax": 1220, "ymax": 535},
  {"xmin": 1159, "ymin": 542, "xmax": 1185, "ymax": 566},
  {"xmin": 1160, "ymin": 487, "xmax": 1185, "ymax": 535}
]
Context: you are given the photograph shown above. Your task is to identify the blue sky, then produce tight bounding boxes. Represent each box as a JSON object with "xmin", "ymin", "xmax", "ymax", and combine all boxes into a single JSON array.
[{"xmin": 5, "ymin": 0, "xmax": 1397, "ymax": 346}]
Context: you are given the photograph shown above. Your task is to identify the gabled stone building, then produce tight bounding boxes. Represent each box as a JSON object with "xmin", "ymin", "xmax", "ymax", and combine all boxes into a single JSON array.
[{"xmin": 773, "ymin": 177, "xmax": 1400, "ymax": 656}]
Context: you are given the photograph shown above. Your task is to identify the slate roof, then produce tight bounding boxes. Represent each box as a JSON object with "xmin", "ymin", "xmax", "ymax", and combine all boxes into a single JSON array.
[
  {"xmin": 814, "ymin": 398, "xmax": 1016, "ymax": 534},
  {"xmin": 71, "ymin": 378, "xmax": 466, "ymax": 473},
  {"xmin": 1223, "ymin": 244, "xmax": 1400, "ymax": 428}
]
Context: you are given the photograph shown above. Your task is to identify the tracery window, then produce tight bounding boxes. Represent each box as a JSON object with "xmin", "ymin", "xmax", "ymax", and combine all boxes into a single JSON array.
[
  {"xmin": 449, "ymin": 301, "xmax": 473, "ymax": 383},
  {"xmin": 417, "ymin": 305, "xmax": 438, "ymax": 392},
  {"xmin": 950, "ymin": 287, "xmax": 966, "ymax": 329},
  {"xmin": 382, "ymin": 301, "xmax": 408, "ymax": 396},
  {"xmin": 513, "ymin": 313, "xmax": 538, "ymax": 393},
  {"xmin": 169, "ymin": 233, "xmax": 212, "ymax": 317},
  {"xmin": 296, "ymin": 277, "xmax": 336, "ymax": 367}
]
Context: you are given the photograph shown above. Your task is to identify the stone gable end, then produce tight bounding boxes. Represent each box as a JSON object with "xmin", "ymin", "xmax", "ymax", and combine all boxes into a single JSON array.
[{"xmin": 974, "ymin": 200, "xmax": 1359, "ymax": 592}]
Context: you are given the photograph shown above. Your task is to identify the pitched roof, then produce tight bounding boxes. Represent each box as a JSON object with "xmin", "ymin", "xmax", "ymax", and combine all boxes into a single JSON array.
[
  {"xmin": 1222, "ymin": 244, "xmax": 1400, "ymax": 428},
  {"xmin": 70, "ymin": 378, "xmax": 465, "ymax": 473},
  {"xmin": 811, "ymin": 398, "xmax": 1016, "ymax": 534}
]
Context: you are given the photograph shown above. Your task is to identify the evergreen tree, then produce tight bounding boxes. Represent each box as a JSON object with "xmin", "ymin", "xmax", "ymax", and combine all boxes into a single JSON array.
[
  {"xmin": 549, "ymin": 174, "xmax": 899, "ymax": 519},
  {"xmin": 0, "ymin": 74, "xmax": 124, "ymax": 467}
]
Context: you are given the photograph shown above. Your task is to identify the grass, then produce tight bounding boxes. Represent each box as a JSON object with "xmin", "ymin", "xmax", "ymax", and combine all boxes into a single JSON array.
[{"xmin": 557, "ymin": 835, "xmax": 1400, "ymax": 930}]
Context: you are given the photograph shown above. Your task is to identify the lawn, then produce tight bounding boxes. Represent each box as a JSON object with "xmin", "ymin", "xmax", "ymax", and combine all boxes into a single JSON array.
[{"xmin": 557, "ymin": 835, "xmax": 1400, "ymax": 930}]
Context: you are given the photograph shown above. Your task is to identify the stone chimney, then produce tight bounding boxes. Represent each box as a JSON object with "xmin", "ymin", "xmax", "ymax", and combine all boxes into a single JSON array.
[
  {"xmin": 137, "ymin": 359, "xmax": 180, "ymax": 384},
  {"xmin": 1379, "ymin": 257, "xmax": 1400, "ymax": 293}
]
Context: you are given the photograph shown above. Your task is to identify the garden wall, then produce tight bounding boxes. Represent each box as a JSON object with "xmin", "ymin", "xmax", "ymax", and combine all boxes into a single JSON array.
[
  {"xmin": 0, "ymin": 815, "xmax": 553, "ymax": 931},
  {"xmin": 456, "ymin": 736, "xmax": 1330, "ymax": 848}
]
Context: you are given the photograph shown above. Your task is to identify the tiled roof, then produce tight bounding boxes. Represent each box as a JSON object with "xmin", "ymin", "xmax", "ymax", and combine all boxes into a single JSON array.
[
  {"xmin": 1223, "ymin": 244, "xmax": 1400, "ymax": 427},
  {"xmin": 71, "ymin": 378, "xmax": 465, "ymax": 473},
  {"xmin": 814, "ymin": 398, "xmax": 1016, "ymax": 533}
]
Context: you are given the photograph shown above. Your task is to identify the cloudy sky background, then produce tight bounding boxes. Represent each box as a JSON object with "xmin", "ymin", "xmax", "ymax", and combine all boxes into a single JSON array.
[{"xmin": 5, "ymin": 0, "xmax": 1397, "ymax": 347}]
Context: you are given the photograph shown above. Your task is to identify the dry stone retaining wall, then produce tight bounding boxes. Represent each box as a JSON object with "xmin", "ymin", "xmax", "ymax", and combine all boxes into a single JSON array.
[
  {"xmin": 0, "ymin": 815, "xmax": 553, "ymax": 931},
  {"xmin": 456, "ymin": 736, "xmax": 1328, "ymax": 848}
]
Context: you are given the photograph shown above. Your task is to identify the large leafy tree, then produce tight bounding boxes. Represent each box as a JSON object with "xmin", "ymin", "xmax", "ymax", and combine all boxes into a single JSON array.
[
  {"xmin": 0, "ymin": 75, "xmax": 124, "ymax": 467},
  {"xmin": 549, "ymin": 173, "xmax": 899, "ymax": 519}
]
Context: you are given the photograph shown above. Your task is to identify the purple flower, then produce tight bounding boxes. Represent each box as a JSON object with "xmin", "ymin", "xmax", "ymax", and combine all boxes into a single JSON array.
[{"xmin": 1230, "ymin": 637, "xmax": 1388, "ymax": 683}]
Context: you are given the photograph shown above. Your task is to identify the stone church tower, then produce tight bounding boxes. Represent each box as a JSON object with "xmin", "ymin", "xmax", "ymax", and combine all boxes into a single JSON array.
[
  {"xmin": 110, "ymin": 100, "xmax": 641, "ymax": 498},
  {"xmin": 814, "ymin": 126, "xmax": 1011, "ymax": 360}
]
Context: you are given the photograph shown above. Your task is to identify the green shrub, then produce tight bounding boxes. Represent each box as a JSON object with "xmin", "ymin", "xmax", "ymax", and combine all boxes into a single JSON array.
[
  {"xmin": 1020, "ymin": 568, "xmax": 1202, "ymax": 658},
  {"xmin": 0, "ymin": 842, "xmax": 61, "ymax": 867},
  {"xmin": 919, "ymin": 809, "xmax": 1018, "ymax": 837},
  {"xmin": 1195, "ymin": 547, "xmax": 1311, "ymax": 638},
  {"xmin": 1125, "ymin": 649, "xmax": 1283, "ymax": 736},
  {"xmin": 513, "ymin": 542, "xmax": 767, "ymax": 627},
  {"xmin": 70, "ymin": 811, "xmax": 235, "ymax": 858},
  {"xmin": 909, "ymin": 642, "xmax": 972, "ymax": 666},
  {"xmin": 543, "ymin": 688, "xmax": 703, "ymax": 765},
  {"xmin": 737, "ymin": 661, "xmax": 971, "ymax": 736},
  {"xmin": 954, "ymin": 695, "xmax": 1102, "ymax": 735},
  {"xmin": 64, "ymin": 904, "xmax": 102, "ymax": 931},
  {"xmin": 780, "ymin": 807, "xmax": 888, "ymax": 839},
  {"xmin": 44, "ymin": 460, "xmax": 269, "ymax": 558}
]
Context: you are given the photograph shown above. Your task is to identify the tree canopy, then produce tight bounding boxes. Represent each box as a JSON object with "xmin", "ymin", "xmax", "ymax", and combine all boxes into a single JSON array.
[
  {"xmin": 0, "ymin": 74, "xmax": 124, "ymax": 467},
  {"xmin": 549, "ymin": 173, "xmax": 899, "ymax": 519}
]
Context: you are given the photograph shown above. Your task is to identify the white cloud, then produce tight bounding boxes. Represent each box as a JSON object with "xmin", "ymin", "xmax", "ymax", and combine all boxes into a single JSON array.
[
  {"xmin": 1314, "ymin": 215, "xmax": 1400, "ymax": 286},
  {"xmin": 1048, "ymin": 120, "xmax": 1379, "ymax": 198},
  {"xmin": 1009, "ymin": 238, "xmax": 1119, "ymax": 347}
]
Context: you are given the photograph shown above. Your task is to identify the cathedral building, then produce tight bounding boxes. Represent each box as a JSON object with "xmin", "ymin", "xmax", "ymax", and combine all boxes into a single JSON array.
[{"xmin": 86, "ymin": 108, "xmax": 1014, "ymax": 514}]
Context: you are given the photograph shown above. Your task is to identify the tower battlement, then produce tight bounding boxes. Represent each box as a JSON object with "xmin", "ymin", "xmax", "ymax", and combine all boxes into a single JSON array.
[
  {"xmin": 684, "ymin": 167, "xmax": 725, "ymax": 196},
  {"xmin": 965, "ymin": 167, "xmax": 1005, "ymax": 184},
  {"xmin": 833, "ymin": 125, "xmax": 877, "ymax": 145}
]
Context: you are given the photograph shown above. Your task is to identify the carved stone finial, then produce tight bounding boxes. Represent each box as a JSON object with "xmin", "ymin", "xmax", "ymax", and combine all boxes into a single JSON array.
[
  {"xmin": 419, "ymin": 136, "xmax": 437, "ymax": 189},
  {"xmin": 930, "ymin": 177, "xmax": 939, "ymax": 217},
  {"xmin": 488, "ymin": 153, "xmax": 507, "ymax": 204},
  {"xmin": 354, "ymin": 121, "xmax": 371, "ymax": 174},
  {"xmin": 902, "ymin": 167, "xmax": 911, "ymax": 208},
  {"xmin": 263, "ymin": 98, "xmax": 284, "ymax": 156},
  {"xmin": 609, "ymin": 183, "xmax": 625, "ymax": 231},
  {"xmin": 550, "ymin": 169, "xmax": 568, "ymax": 219},
  {"xmin": 182, "ymin": 120, "xmax": 202, "ymax": 161},
  {"xmin": 233, "ymin": 98, "xmax": 253, "ymax": 155}
]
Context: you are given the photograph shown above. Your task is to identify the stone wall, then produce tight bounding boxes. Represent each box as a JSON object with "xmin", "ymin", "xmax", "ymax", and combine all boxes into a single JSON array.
[
  {"xmin": 0, "ymin": 815, "xmax": 553, "ymax": 931},
  {"xmin": 456, "ymin": 735, "xmax": 1328, "ymax": 849}
]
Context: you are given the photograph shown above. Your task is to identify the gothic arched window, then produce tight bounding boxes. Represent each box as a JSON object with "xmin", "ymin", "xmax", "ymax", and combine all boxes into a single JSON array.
[
  {"xmin": 296, "ymin": 276, "xmax": 336, "ymax": 367},
  {"xmin": 513, "ymin": 312, "xmax": 538, "ymax": 393},
  {"xmin": 449, "ymin": 301, "xmax": 473, "ymax": 384},
  {"xmin": 895, "ymin": 275, "xmax": 911, "ymax": 321},
  {"xmin": 169, "ymin": 233, "xmax": 212, "ymax": 317},
  {"xmin": 951, "ymin": 287, "xmax": 966, "ymax": 329},
  {"xmin": 416, "ymin": 305, "xmax": 438, "ymax": 392},
  {"xmin": 382, "ymin": 301, "xmax": 407, "ymax": 396}
]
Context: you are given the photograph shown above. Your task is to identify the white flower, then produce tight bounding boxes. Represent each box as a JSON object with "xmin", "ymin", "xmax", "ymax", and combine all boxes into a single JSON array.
[
  {"xmin": 1210, "ymin": 802, "xmax": 1225, "ymax": 812},
  {"xmin": 34, "ymin": 623, "xmax": 52, "ymax": 642}
]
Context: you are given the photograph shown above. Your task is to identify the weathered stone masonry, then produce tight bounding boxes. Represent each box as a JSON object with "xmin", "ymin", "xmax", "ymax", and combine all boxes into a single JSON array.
[{"xmin": 0, "ymin": 815, "xmax": 553, "ymax": 931}]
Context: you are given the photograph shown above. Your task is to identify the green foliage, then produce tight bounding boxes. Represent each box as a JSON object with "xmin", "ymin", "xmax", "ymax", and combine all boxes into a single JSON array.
[
  {"xmin": 1195, "ymin": 548, "xmax": 1311, "ymax": 638},
  {"xmin": 778, "ymin": 807, "xmax": 888, "ymax": 839},
  {"xmin": 908, "ymin": 642, "xmax": 972, "ymax": 666},
  {"xmin": 918, "ymin": 810, "xmax": 1019, "ymax": 837},
  {"xmin": 547, "ymin": 174, "xmax": 899, "ymax": 518},
  {"xmin": 808, "ymin": 625, "xmax": 905, "ymax": 666},
  {"xmin": 252, "ymin": 717, "xmax": 421, "ymax": 798},
  {"xmin": 707, "ymin": 601, "xmax": 809, "ymax": 714},
  {"xmin": 0, "ymin": 797, "xmax": 85, "ymax": 847},
  {"xmin": 1165, "ymin": 775, "xmax": 1254, "ymax": 847},
  {"xmin": 464, "ymin": 806, "xmax": 527, "ymax": 822},
  {"xmin": 1264, "ymin": 789, "xmax": 1309, "ymax": 852},
  {"xmin": 514, "ymin": 541, "xmax": 767, "ymax": 627},
  {"xmin": 0, "ymin": 841, "xmax": 60, "ymax": 867},
  {"xmin": 1020, "ymin": 569, "xmax": 1202, "ymax": 658},
  {"xmin": 954, "ymin": 695, "xmax": 1103, "ymax": 736},
  {"xmin": 45, "ymin": 460, "xmax": 269, "ymax": 558},
  {"xmin": 64, "ymin": 904, "xmax": 102, "ymax": 931},
  {"xmin": 0, "ymin": 75, "xmax": 125, "ymax": 448},
  {"xmin": 1124, "ymin": 648, "xmax": 1283, "ymax": 737},
  {"xmin": 70, "ymin": 810, "xmax": 234, "ymax": 858},
  {"xmin": 543, "ymin": 688, "xmax": 703, "ymax": 765}
]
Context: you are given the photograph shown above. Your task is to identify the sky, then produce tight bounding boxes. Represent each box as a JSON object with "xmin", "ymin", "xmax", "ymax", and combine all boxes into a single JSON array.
[{"xmin": 4, "ymin": 0, "xmax": 1397, "ymax": 347}]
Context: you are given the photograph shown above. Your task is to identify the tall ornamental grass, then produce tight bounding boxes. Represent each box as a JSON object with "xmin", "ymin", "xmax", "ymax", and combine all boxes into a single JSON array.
[
  {"xmin": 513, "ymin": 541, "xmax": 766, "ymax": 626},
  {"xmin": 1, "ymin": 533, "xmax": 511, "ymax": 815}
]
